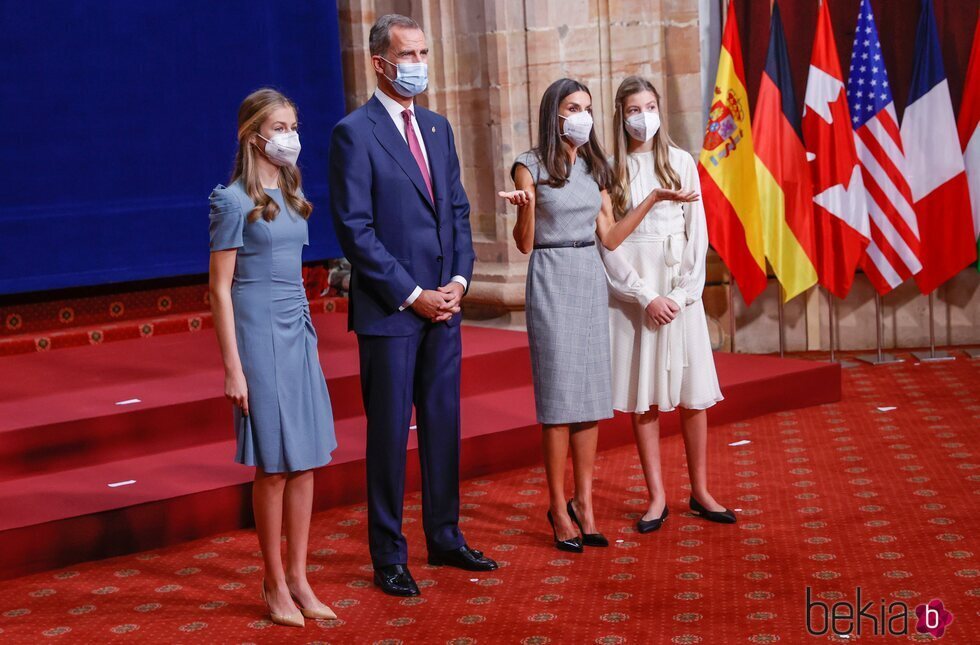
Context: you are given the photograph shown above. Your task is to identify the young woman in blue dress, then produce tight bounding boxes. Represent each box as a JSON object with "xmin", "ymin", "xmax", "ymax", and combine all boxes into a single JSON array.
[{"xmin": 209, "ymin": 89, "xmax": 337, "ymax": 627}]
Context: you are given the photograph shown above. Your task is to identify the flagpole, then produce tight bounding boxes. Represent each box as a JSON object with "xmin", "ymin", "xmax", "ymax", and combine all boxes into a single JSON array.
[
  {"xmin": 777, "ymin": 285, "xmax": 785, "ymax": 357},
  {"xmin": 728, "ymin": 272, "xmax": 736, "ymax": 353},
  {"xmin": 912, "ymin": 289, "xmax": 955, "ymax": 362},
  {"xmin": 826, "ymin": 288, "xmax": 836, "ymax": 363},
  {"xmin": 826, "ymin": 289, "xmax": 859, "ymax": 367},
  {"xmin": 856, "ymin": 292, "xmax": 902, "ymax": 365}
]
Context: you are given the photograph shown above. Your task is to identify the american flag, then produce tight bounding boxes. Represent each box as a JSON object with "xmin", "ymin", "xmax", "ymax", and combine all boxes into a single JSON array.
[{"xmin": 846, "ymin": 0, "xmax": 922, "ymax": 294}]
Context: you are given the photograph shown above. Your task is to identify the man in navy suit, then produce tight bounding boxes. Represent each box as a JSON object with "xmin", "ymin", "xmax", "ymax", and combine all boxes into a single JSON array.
[{"xmin": 328, "ymin": 14, "xmax": 497, "ymax": 596}]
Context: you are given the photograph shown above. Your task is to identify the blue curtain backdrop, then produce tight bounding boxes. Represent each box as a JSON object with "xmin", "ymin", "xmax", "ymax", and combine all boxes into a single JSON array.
[{"xmin": 0, "ymin": 1, "xmax": 346, "ymax": 295}]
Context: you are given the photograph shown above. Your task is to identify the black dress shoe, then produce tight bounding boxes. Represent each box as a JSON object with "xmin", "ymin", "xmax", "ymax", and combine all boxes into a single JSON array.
[
  {"xmin": 373, "ymin": 564, "xmax": 420, "ymax": 596},
  {"xmin": 636, "ymin": 504, "xmax": 669, "ymax": 533},
  {"xmin": 547, "ymin": 510, "xmax": 584, "ymax": 553},
  {"xmin": 566, "ymin": 500, "xmax": 609, "ymax": 547},
  {"xmin": 689, "ymin": 496, "xmax": 737, "ymax": 524},
  {"xmin": 427, "ymin": 545, "xmax": 498, "ymax": 571}
]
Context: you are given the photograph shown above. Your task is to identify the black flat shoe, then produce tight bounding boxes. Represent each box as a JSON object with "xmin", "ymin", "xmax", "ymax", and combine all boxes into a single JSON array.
[
  {"xmin": 427, "ymin": 545, "xmax": 498, "ymax": 571},
  {"xmin": 636, "ymin": 504, "xmax": 669, "ymax": 533},
  {"xmin": 689, "ymin": 496, "xmax": 737, "ymax": 524},
  {"xmin": 546, "ymin": 510, "xmax": 584, "ymax": 553},
  {"xmin": 566, "ymin": 500, "xmax": 609, "ymax": 547},
  {"xmin": 373, "ymin": 564, "xmax": 420, "ymax": 596}
]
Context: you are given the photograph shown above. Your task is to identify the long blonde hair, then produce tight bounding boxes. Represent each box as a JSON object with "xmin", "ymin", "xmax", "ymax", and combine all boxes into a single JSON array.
[
  {"xmin": 610, "ymin": 76, "xmax": 681, "ymax": 218},
  {"xmin": 231, "ymin": 88, "xmax": 313, "ymax": 222}
]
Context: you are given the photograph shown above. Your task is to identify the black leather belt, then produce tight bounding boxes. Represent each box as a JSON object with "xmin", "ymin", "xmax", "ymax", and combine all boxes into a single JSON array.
[{"xmin": 533, "ymin": 240, "xmax": 596, "ymax": 249}]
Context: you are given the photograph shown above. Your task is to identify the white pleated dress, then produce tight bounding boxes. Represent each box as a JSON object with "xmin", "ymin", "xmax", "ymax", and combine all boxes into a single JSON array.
[{"xmin": 599, "ymin": 147, "xmax": 723, "ymax": 414}]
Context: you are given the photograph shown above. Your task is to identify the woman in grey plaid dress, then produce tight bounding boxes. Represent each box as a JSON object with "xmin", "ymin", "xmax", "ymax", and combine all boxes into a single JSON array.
[{"xmin": 501, "ymin": 79, "xmax": 696, "ymax": 552}]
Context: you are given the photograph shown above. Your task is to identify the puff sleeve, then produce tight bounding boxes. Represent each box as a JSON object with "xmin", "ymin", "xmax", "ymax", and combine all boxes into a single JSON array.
[
  {"xmin": 599, "ymin": 242, "xmax": 659, "ymax": 309},
  {"xmin": 208, "ymin": 184, "xmax": 246, "ymax": 251},
  {"xmin": 664, "ymin": 152, "xmax": 708, "ymax": 310}
]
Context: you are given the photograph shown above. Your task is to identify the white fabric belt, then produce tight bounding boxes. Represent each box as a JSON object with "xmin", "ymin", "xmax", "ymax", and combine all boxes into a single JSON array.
[
  {"xmin": 624, "ymin": 231, "xmax": 685, "ymax": 286},
  {"xmin": 624, "ymin": 231, "xmax": 689, "ymax": 382}
]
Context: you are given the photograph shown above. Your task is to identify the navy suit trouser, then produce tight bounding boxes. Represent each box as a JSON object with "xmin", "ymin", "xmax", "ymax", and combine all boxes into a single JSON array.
[{"xmin": 357, "ymin": 321, "xmax": 465, "ymax": 568}]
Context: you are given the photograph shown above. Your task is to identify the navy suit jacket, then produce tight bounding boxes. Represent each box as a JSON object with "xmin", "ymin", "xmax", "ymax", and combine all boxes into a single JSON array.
[{"xmin": 328, "ymin": 95, "xmax": 475, "ymax": 336}]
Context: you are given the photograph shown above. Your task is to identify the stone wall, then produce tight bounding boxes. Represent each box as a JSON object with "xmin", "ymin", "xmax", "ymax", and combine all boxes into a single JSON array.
[
  {"xmin": 334, "ymin": 0, "xmax": 980, "ymax": 353},
  {"xmin": 336, "ymin": 0, "xmax": 706, "ymax": 313}
]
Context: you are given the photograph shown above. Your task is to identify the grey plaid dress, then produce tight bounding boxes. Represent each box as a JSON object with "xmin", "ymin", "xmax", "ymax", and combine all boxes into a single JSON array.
[{"xmin": 513, "ymin": 151, "xmax": 613, "ymax": 424}]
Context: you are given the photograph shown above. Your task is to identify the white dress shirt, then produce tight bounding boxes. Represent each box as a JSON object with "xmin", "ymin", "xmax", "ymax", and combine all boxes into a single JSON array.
[{"xmin": 373, "ymin": 88, "xmax": 468, "ymax": 311}]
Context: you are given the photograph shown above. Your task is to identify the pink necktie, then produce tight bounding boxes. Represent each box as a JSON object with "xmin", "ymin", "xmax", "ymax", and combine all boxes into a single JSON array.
[{"xmin": 402, "ymin": 109, "xmax": 434, "ymax": 201}]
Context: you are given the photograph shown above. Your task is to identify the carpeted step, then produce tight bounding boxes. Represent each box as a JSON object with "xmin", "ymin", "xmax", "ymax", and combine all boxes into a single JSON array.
[
  {"xmin": 0, "ymin": 316, "xmax": 532, "ymax": 480},
  {"xmin": 0, "ymin": 308, "xmax": 842, "ymax": 580},
  {"xmin": 0, "ymin": 382, "xmax": 547, "ymax": 579}
]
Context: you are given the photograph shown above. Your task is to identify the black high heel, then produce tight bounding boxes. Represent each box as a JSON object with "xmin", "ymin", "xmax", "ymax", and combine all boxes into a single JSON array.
[
  {"xmin": 547, "ymin": 510, "xmax": 584, "ymax": 553},
  {"xmin": 567, "ymin": 500, "xmax": 609, "ymax": 547},
  {"xmin": 689, "ymin": 496, "xmax": 736, "ymax": 524},
  {"xmin": 636, "ymin": 504, "xmax": 669, "ymax": 533}
]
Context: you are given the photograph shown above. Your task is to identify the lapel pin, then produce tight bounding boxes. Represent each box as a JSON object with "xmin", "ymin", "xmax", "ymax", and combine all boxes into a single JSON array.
[{"xmin": 431, "ymin": 126, "xmax": 436, "ymax": 133}]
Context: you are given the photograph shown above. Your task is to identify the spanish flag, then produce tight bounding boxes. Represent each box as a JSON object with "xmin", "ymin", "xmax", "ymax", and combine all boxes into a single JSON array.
[
  {"xmin": 752, "ymin": 1, "xmax": 819, "ymax": 302},
  {"xmin": 699, "ymin": 0, "xmax": 767, "ymax": 305}
]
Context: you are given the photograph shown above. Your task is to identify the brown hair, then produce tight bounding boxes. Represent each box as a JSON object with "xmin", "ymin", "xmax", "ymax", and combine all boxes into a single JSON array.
[
  {"xmin": 534, "ymin": 78, "xmax": 612, "ymax": 191},
  {"xmin": 231, "ymin": 88, "xmax": 313, "ymax": 222},
  {"xmin": 610, "ymin": 76, "xmax": 681, "ymax": 218}
]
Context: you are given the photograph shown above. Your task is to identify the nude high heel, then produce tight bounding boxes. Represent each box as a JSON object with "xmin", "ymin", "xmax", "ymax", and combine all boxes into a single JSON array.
[
  {"xmin": 290, "ymin": 591, "xmax": 338, "ymax": 620},
  {"xmin": 260, "ymin": 579, "xmax": 305, "ymax": 628}
]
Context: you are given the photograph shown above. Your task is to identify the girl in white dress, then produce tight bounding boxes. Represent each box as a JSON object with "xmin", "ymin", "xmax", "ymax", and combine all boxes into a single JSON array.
[{"xmin": 600, "ymin": 76, "xmax": 734, "ymax": 532}]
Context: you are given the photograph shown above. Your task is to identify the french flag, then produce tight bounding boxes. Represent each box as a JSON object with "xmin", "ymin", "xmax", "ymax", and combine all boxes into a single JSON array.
[{"xmin": 901, "ymin": 0, "xmax": 977, "ymax": 294}]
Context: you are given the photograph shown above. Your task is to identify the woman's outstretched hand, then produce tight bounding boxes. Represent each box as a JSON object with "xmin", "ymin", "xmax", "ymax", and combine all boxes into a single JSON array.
[
  {"xmin": 498, "ymin": 190, "xmax": 530, "ymax": 206},
  {"xmin": 653, "ymin": 188, "xmax": 699, "ymax": 203}
]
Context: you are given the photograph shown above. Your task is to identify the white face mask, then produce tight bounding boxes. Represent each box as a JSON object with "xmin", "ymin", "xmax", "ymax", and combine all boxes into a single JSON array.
[
  {"xmin": 625, "ymin": 111, "xmax": 661, "ymax": 143},
  {"xmin": 258, "ymin": 131, "xmax": 301, "ymax": 167},
  {"xmin": 559, "ymin": 111, "xmax": 594, "ymax": 147}
]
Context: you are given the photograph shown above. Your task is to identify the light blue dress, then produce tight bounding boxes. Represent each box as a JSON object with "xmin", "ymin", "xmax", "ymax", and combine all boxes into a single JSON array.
[{"xmin": 208, "ymin": 180, "xmax": 336, "ymax": 473}]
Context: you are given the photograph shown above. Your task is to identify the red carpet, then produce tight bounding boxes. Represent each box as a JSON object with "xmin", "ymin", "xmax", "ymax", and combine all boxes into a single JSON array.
[
  {"xmin": 0, "ymin": 313, "xmax": 838, "ymax": 580},
  {"xmin": 0, "ymin": 355, "xmax": 975, "ymax": 642}
]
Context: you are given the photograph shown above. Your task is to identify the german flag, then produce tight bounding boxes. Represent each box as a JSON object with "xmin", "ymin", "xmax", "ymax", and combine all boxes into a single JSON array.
[
  {"xmin": 752, "ymin": 1, "xmax": 818, "ymax": 302},
  {"xmin": 698, "ymin": 0, "xmax": 767, "ymax": 306}
]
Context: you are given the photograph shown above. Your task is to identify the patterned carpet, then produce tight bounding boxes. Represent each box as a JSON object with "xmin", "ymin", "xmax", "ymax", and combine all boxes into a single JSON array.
[
  {"xmin": 0, "ymin": 266, "xmax": 346, "ymax": 356},
  {"xmin": 0, "ymin": 355, "xmax": 977, "ymax": 643}
]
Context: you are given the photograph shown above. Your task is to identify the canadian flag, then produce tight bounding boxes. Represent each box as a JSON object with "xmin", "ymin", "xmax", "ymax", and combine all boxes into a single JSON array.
[
  {"xmin": 802, "ymin": 0, "xmax": 871, "ymax": 300},
  {"xmin": 902, "ymin": 0, "xmax": 977, "ymax": 294},
  {"xmin": 959, "ymin": 14, "xmax": 980, "ymax": 260}
]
